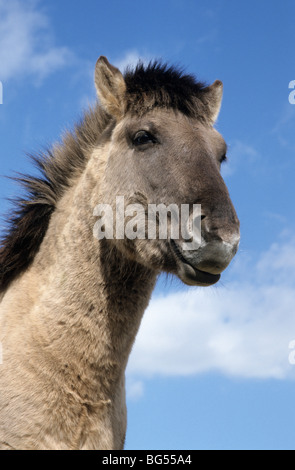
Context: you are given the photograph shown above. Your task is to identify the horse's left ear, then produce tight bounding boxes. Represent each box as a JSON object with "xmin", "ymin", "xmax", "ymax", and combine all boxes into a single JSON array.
[
  {"xmin": 201, "ymin": 80, "xmax": 223, "ymax": 125},
  {"xmin": 95, "ymin": 56, "xmax": 126, "ymax": 119}
]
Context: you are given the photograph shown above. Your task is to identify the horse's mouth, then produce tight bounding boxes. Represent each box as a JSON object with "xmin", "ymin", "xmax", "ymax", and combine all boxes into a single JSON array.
[{"xmin": 170, "ymin": 239, "xmax": 221, "ymax": 287}]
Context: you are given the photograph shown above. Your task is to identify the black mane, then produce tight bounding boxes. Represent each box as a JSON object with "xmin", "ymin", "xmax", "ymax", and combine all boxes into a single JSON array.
[
  {"xmin": 0, "ymin": 105, "xmax": 110, "ymax": 293},
  {"xmin": 124, "ymin": 61, "xmax": 207, "ymax": 116}
]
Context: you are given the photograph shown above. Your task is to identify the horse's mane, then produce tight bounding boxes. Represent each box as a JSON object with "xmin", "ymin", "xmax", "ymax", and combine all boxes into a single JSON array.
[
  {"xmin": 124, "ymin": 60, "xmax": 206, "ymax": 116},
  {"xmin": 0, "ymin": 105, "xmax": 110, "ymax": 293},
  {"xmin": 0, "ymin": 61, "xmax": 206, "ymax": 294}
]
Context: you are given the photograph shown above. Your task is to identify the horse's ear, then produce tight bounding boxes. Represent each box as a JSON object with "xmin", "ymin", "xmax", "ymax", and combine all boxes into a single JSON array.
[
  {"xmin": 201, "ymin": 80, "xmax": 223, "ymax": 125},
  {"xmin": 95, "ymin": 56, "xmax": 126, "ymax": 119}
]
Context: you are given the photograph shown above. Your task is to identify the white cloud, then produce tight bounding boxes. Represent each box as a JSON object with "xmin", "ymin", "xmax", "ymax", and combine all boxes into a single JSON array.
[
  {"xmin": 127, "ymin": 235, "xmax": 295, "ymax": 384},
  {"xmin": 272, "ymin": 104, "xmax": 295, "ymax": 150},
  {"xmin": 222, "ymin": 140, "xmax": 260, "ymax": 178},
  {"xmin": 0, "ymin": 0, "xmax": 72, "ymax": 82},
  {"xmin": 126, "ymin": 379, "xmax": 145, "ymax": 401},
  {"xmin": 114, "ymin": 50, "xmax": 141, "ymax": 73}
]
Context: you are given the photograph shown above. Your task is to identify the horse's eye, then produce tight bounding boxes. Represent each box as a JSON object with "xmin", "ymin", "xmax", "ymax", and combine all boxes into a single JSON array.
[
  {"xmin": 220, "ymin": 154, "xmax": 227, "ymax": 164},
  {"xmin": 132, "ymin": 131, "xmax": 156, "ymax": 146}
]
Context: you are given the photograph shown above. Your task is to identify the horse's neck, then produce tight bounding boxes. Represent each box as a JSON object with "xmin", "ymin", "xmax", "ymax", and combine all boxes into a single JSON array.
[{"xmin": 3, "ymin": 152, "xmax": 157, "ymax": 401}]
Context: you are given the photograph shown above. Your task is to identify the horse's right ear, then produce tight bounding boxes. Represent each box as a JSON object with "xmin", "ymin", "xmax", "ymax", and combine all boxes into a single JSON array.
[
  {"xmin": 201, "ymin": 80, "xmax": 223, "ymax": 125},
  {"xmin": 95, "ymin": 56, "xmax": 126, "ymax": 119}
]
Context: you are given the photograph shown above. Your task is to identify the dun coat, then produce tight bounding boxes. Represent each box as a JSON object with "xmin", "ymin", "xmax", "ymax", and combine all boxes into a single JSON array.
[{"xmin": 0, "ymin": 57, "xmax": 240, "ymax": 449}]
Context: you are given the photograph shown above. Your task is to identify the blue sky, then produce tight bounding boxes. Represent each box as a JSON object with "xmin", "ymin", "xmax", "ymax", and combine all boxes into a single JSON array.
[{"xmin": 1, "ymin": 0, "xmax": 295, "ymax": 450}]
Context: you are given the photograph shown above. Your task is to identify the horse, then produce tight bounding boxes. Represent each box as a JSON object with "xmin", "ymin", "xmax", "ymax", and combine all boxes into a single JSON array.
[{"xmin": 0, "ymin": 57, "xmax": 240, "ymax": 449}]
